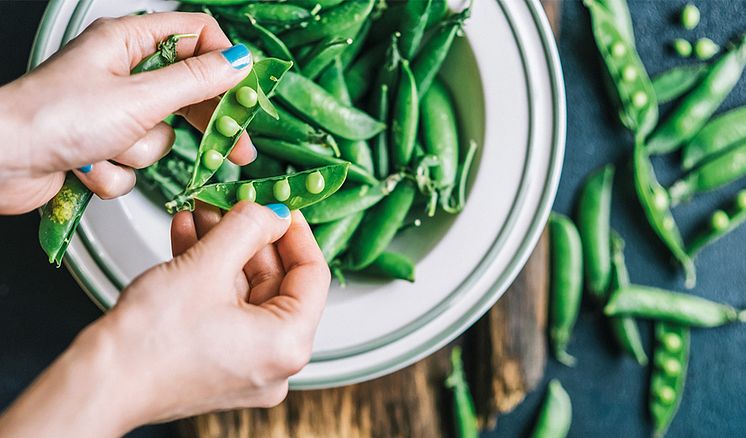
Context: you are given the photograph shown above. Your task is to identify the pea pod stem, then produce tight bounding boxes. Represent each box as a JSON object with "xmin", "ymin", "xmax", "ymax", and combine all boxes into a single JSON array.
[{"xmin": 529, "ymin": 379, "xmax": 572, "ymax": 438}]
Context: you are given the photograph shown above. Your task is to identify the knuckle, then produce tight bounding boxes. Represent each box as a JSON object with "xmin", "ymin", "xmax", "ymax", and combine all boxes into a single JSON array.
[
  {"xmin": 180, "ymin": 57, "xmax": 215, "ymax": 90},
  {"xmin": 274, "ymin": 334, "xmax": 313, "ymax": 377},
  {"xmin": 259, "ymin": 382, "xmax": 289, "ymax": 408}
]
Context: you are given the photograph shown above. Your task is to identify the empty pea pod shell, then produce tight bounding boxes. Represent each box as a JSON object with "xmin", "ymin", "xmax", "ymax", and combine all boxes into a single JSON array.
[
  {"xmin": 189, "ymin": 58, "xmax": 293, "ymax": 190},
  {"xmin": 651, "ymin": 63, "xmax": 706, "ymax": 105},
  {"xmin": 650, "ymin": 323, "xmax": 690, "ymax": 438},
  {"xmin": 529, "ymin": 379, "xmax": 572, "ymax": 438},
  {"xmin": 167, "ymin": 164, "xmax": 348, "ymax": 213},
  {"xmin": 681, "ymin": 106, "xmax": 746, "ymax": 170}
]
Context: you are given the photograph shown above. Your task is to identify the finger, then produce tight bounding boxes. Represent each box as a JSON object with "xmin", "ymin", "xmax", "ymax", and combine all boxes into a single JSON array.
[
  {"xmin": 178, "ymin": 99, "xmax": 256, "ymax": 166},
  {"xmin": 171, "ymin": 211, "xmax": 198, "ymax": 257},
  {"xmin": 192, "ymin": 202, "xmax": 222, "ymax": 238},
  {"xmin": 265, "ymin": 212, "xmax": 330, "ymax": 329},
  {"xmin": 73, "ymin": 161, "xmax": 136, "ymax": 200},
  {"xmin": 113, "ymin": 122, "xmax": 174, "ymax": 169},
  {"xmin": 244, "ymin": 244, "xmax": 285, "ymax": 305},
  {"xmin": 182, "ymin": 202, "xmax": 291, "ymax": 276}
]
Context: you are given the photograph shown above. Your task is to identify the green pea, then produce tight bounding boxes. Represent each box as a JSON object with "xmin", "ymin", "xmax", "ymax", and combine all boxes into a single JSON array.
[
  {"xmin": 694, "ymin": 38, "xmax": 719, "ymax": 60},
  {"xmin": 236, "ymin": 86, "xmax": 258, "ymax": 108},
  {"xmin": 305, "ymin": 171, "xmax": 325, "ymax": 194},
  {"xmin": 736, "ymin": 190, "xmax": 746, "ymax": 209},
  {"xmin": 653, "ymin": 187, "xmax": 669, "ymax": 210},
  {"xmin": 711, "ymin": 210, "xmax": 730, "ymax": 231},
  {"xmin": 611, "ymin": 41, "xmax": 627, "ymax": 58},
  {"xmin": 656, "ymin": 385, "xmax": 676, "ymax": 405},
  {"xmin": 662, "ymin": 333, "xmax": 682, "ymax": 353},
  {"xmin": 662, "ymin": 216, "xmax": 675, "ymax": 231},
  {"xmin": 216, "ymin": 115, "xmax": 241, "ymax": 137},
  {"xmin": 659, "ymin": 357, "xmax": 682, "ymax": 377},
  {"xmin": 622, "ymin": 65, "xmax": 638, "ymax": 82},
  {"xmin": 273, "ymin": 178, "xmax": 291, "ymax": 202},
  {"xmin": 237, "ymin": 182, "xmax": 256, "ymax": 202},
  {"xmin": 202, "ymin": 150, "xmax": 224, "ymax": 171},
  {"xmin": 681, "ymin": 4, "xmax": 700, "ymax": 30},
  {"xmin": 672, "ymin": 38, "xmax": 692, "ymax": 58},
  {"xmin": 632, "ymin": 91, "xmax": 649, "ymax": 109}
]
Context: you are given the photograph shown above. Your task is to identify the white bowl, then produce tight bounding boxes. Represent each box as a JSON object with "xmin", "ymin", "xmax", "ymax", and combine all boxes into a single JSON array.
[{"xmin": 30, "ymin": 0, "xmax": 565, "ymax": 389}]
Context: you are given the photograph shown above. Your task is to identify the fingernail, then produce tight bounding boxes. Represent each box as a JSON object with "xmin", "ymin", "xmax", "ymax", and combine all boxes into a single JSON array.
[
  {"xmin": 266, "ymin": 203, "xmax": 290, "ymax": 219},
  {"xmin": 78, "ymin": 164, "xmax": 93, "ymax": 174},
  {"xmin": 221, "ymin": 44, "xmax": 252, "ymax": 70}
]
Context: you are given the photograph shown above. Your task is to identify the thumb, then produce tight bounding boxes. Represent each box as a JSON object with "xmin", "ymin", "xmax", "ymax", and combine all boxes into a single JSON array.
[
  {"xmin": 126, "ymin": 44, "xmax": 253, "ymax": 124},
  {"xmin": 183, "ymin": 202, "xmax": 291, "ymax": 275}
]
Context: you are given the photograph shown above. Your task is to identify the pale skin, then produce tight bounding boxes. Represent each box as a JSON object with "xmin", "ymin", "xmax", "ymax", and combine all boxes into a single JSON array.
[{"xmin": 0, "ymin": 12, "xmax": 330, "ymax": 437}]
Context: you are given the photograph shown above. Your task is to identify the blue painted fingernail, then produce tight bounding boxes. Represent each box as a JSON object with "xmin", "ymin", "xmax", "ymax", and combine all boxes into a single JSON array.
[
  {"xmin": 221, "ymin": 44, "xmax": 252, "ymax": 70},
  {"xmin": 78, "ymin": 164, "xmax": 93, "ymax": 173},
  {"xmin": 266, "ymin": 203, "xmax": 290, "ymax": 219}
]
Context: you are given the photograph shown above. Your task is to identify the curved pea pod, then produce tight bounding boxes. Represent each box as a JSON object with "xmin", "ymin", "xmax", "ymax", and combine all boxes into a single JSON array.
[
  {"xmin": 549, "ymin": 213, "xmax": 583, "ymax": 367},
  {"xmin": 391, "ymin": 60, "xmax": 419, "ymax": 169},
  {"xmin": 313, "ymin": 211, "xmax": 365, "ymax": 263},
  {"xmin": 584, "ymin": 0, "xmax": 658, "ymax": 138},
  {"xmin": 238, "ymin": 3, "xmax": 312, "ymax": 26},
  {"xmin": 302, "ymin": 174, "xmax": 402, "ymax": 224},
  {"xmin": 413, "ymin": 8, "xmax": 470, "ymax": 99},
  {"xmin": 687, "ymin": 190, "xmax": 746, "ymax": 256},
  {"xmin": 529, "ymin": 379, "xmax": 572, "ymax": 438},
  {"xmin": 168, "ymin": 164, "xmax": 348, "ymax": 213},
  {"xmin": 275, "ymin": 71, "xmax": 385, "ymax": 141},
  {"xmin": 252, "ymin": 137, "xmax": 378, "ymax": 185},
  {"xmin": 650, "ymin": 323, "xmax": 689, "ymax": 438},
  {"xmin": 189, "ymin": 58, "xmax": 292, "ymax": 190},
  {"xmin": 339, "ymin": 18, "xmax": 371, "ymax": 69},
  {"xmin": 249, "ymin": 105, "xmax": 338, "ymax": 153},
  {"xmin": 648, "ymin": 35, "xmax": 746, "ymax": 155},
  {"xmin": 281, "ymin": 0, "xmax": 375, "ymax": 48},
  {"xmin": 38, "ymin": 174, "xmax": 94, "ymax": 266},
  {"xmin": 651, "ymin": 63, "xmax": 707, "ymax": 105},
  {"xmin": 426, "ymin": 0, "xmax": 449, "ymax": 28},
  {"xmin": 300, "ymin": 37, "xmax": 352, "ymax": 80},
  {"xmin": 633, "ymin": 139, "xmax": 696, "ymax": 288},
  {"xmin": 345, "ymin": 42, "xmax": 387, "ymax": 103},
  {"xmin": 681, "ymin": 106, "xmax": 746, "ymax": 170},
  {"xmin": 445, "ymin": 347, "xmax": 479, "ymax": 438},
  {"xmin": 669, "ymin": 141, "xmax": 746, "ymax": 205},
  {"xmin": 368, "ymin": 35, "xmax": 402, "ymax": 178},
  {"xmin": 398, "ymin": 0, "xmax": 432, "ymax": 59},
  {"xmin": 577, "ymin": 164, "xmax": 614, "ymax": 300},
  {"xmin": 421, "ymin": 80, "xmax": 459, "ymax": 196},
  {"xmin": 346, "ymin": 181, "xmax": 417, "ymax": 270},
  {"xmin": 604, "ymin": 285, "xmax": 744, "ymax": 327},
  {"xmin": 358, "ymin": 251, "xmax": 415, "ymax": 282}
]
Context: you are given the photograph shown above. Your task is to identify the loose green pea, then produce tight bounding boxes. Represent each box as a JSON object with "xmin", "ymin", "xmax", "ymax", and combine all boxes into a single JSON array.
[
  {"xmin": 736, "ymin": 190, "xmax": 746, "ymax": 209},
  {"xmin": 236, "ymin": 86, "xmax": 258, "ymax": 108},
  {"xmin": 305, "ymin": 171, "xmax": 325, "ymax": 194},
  {"xmin": 662, "ymin": 333, "xmax": 683, "ymax": 353},
  {"xmin": 622, "ymin": 65, "xmax": 638, "ymax": 82},
  {"xmin": 694, "ymin": 38, "xmax": 719, "ymax": 60},
  {"xmin": 216, "ymin": 115, "xmax": 241, "ymax": 137},
  {"xmin": 681, "ymin": 4, "xmax": 700, "ymax": 30},
  {"xmin": 632, "ymin": 91, "xmax": 649, "ymax": 109},
  {"xmin": 237, "ymin": 182, "xmax": 256, "ymax": 202},
  {"xmin": 672, "ymin": 38, "xmax": 692, "ymax": 58},
  {"xmin": 611, "ymin": 41, "xmax": 627, "ymax": 58},
  {"xmin": 202, "ymin": 150, "xmax": 224, "ymax": 170},
  {"xmin": 656, "ymin": 386, "xmax": 676, "ymax": 405},
  {"xmin": 711, "ymin": 210, "xmax": 730, "ymax": 231},
  {"xmin": 273, "ymin": 178, "xmax": 291, "ymax": 202}
]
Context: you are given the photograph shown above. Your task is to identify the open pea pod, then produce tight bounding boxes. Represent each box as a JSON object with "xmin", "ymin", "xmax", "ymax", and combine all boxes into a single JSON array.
[
  {"xmin": 169, "ymin": 164, "xmax": 348, "ymax": 213},
  {"xmin": 189, "ymin": 58, "xmax": 293, "ymax": 190}
]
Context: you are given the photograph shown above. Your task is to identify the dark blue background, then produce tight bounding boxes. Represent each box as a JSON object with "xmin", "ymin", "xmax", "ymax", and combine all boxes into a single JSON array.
[{"xmin": 0, "ymin": 1, "xmax": 744, "ymax": 437}]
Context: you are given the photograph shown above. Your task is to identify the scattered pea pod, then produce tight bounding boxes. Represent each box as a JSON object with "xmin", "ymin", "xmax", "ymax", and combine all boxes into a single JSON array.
[
  {"xmin": 189, "ymin": 58, "xmax": 292, "ymax": 190},
  {"xmin": 651, "ymin": 63, "xmax": 706, "ymax": 105},
  {"xmin": 650, "ymin": 323, "xmax": 689, "ymax": 438},
  {"xmin": 669, "ymin": 141, "xmax": 746, "ymax": 205},
  {"xmin": 281, "ymin": 0, "xmax": 375, "ymax": 48},
  {"xmin": 167, "ymin": 164, "xmax": 348, "ymax": 213},
  {"xmin": 359, "ymin": 251, "xmax": 415, "ymax": 282},
  {"xmin": 302, "ymin": 174, "xmax": 402, "ymax": 224},
  {"xmin": 647, "ymin": 34, "xmax": 746, "ymax": 155},
  {"xmin": 445, "ymin": 346, "xmax": 479, "ymax": 438},
  {"xmin": 687, "ymin": 189, "xmax": 746, "ymax": 256},
  {"xmin": 604, "ymin": 285, "xmax": 745, "ymax": 327},
  {"xmin": 391, "ymin": 59, "xmax": 419, "ymax": 169},
  {"xmin": 681, "ymin": 106, "xmax": 746, "ymax": 170},
  {"xmin": 421, "ymin": 79, "xmax": 460, "ymax": 210},
  {"xmin": 397, "ymin": 0, "xmax": 432, "ymax": 60},
  {"xmin": 313, "ymin": 211, "xmax": 365, "ymax": 263},
  {"xmin": 577, "ymin": 164, "xmax": 614, "ymax": 301},
  {"xmin": 633, "ymin": 139, "xmax": 696, "ymax": 288},
  {"xmin": 549, "ymin": 212, "xmax": 583, "ymax": 367},
  {"xmin": 529, "ymin": 379, "xmax": 572, "ymax": 438}
]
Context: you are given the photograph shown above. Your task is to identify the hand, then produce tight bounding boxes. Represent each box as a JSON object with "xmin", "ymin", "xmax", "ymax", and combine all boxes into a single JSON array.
[
  {"xmin": 0, "ymin": 12, "xmax": 257, "ymax": 214},
  {"xmin": 0, "ymin": 202, "xmax": 331, "ymax": 436}
]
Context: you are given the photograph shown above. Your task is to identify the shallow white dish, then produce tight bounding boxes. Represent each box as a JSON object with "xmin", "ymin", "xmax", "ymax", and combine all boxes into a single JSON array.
[{"xmin": 31, "ymin": 0, "xmax": 565, "ymax": 389}]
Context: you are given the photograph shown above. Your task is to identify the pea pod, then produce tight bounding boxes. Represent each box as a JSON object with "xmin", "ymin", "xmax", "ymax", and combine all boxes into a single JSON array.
[
  {"xmin": 300, "ymin": 37, "xmax": 352, "ymax": 80},
  {"xmin": 235, "ymin": 3, "xmax": 312, "ymax": 26},
  {"xmin": 391, "ymin": 60, "xmax": 419, "ymax": 169},
  {"xmin": 237, "ymin": 15, "xmax": 298, "ymax": 69},
  {"xmin": 131, "ymin": 33, "xmax": 197, "ymax": 73},
  {"xmin": 346, "ymin": 181, "xmax": 416, "ymax": 269},
  {"xmin": 359, "ymin": 251, "xmax": 415, "ymax": 282},
  {"xmin": 313, "ymin": 212, "xmax": 365, "ymax": 263},
  {"xmin": 604, "ymin": 285, "xmax": 744, "ymax": 327},
  {"xmin": 179, "ymin": 0, "xmax": 253, "ymax": 5},
  {"xmin": 647, "ymin": 35, "xmax": 746, "ymax": 154},
  {"xmin": 445, "ymin": 347, "xmax": 479, "ymax": 438},
  {"xmin": 442, "ymin": 141, "xmax": 478, "ymax": 214},
  {"xmin": 240, "ymin": 154, "xmax": 285, "ymax": 179},
  {"xmin": 549, "ymin": 212, "xmax": 583, "ymax": 367},
  {"xmin": 633, "ymin": 139, "xmax": 695, "ymax": 288},
  {"xmin": 287, "ymin": 0, "xmax": 344, "ymax": 9},
  {"xmin": 249, "ymin": 104, "xmax": 338, "ymax": 153},
  {"xmin": 585, "ymin": 0, "xmax": 658, "ymax": 138},
  {"xmin": 426, "ymin": 0, "xmax": 449, "ymax": 28},
  {"xmin": 168, "ymin": 164, "xmax": 347, "ymax": 213},
  {"xmin": 189, "ymin": 58, "xmax": 291, "ymax": 189},
  {"xmin": 650, "ymin": 323, "xmax": 689, "ymax": 438},
  {"xmin": 275, "ymin": 71, "xmax": 385, "ymax": 141},
  {"xmin": 688, "ymin": 189, "xmax": 746, "ymax": 256},
  {"xmin": 595, "ymin": 0, "xmax": 635, "ymax": 46},
  {"xmin": 669, "ymin": 141, "xmax": 746, "ymax": 205},
  {"xmin": 339, "ymin": 18, "xmax": 371, "ymax": 69},
  {"xmin": 368, "ymin": 35, "xmax": 401, "ymax": 178},
  {"xmin": 529, "ymin": 379, "xmax": 572, "ymax": 438},
  {"xmin": 398, "ymin": 0, "xmax": 432, "ymax": 59},
  {"xmin": 252, "ymin": 137, "xmax": 378, "ymax": 185},
  {"xmin": 302, "ymin": 174, "xmax": 402, "ymax": 224},
  {"xmin": 345, "ymin": 42, "xmax": 387, "ymax": 103},
  {"xmin": 281, "ymin": 0, "xmax": 375, "ymax": 48},
  {"xmin": 421, "ymin": 80, "xmax": 459, "ymax": 192},
  {"xmin": 651, "ymin": 63, "xmax": 706, "ymax": 105},
  {"xmin": 681, "ymin": 106, "xmax": 746, "ymax": 170},
  {"xmin": 577, "ymin": 164, "xmax": 614, "ymax": 300},
  {"xmin": 608, "ymin": 232, "xmax": 649, "ymax": 366}
]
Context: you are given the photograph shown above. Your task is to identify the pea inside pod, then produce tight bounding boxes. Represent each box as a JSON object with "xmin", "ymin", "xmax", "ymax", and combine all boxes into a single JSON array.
[
  {"xmin": 650, "ymin": 323, "xmax": 690, "ymax": 438},
  {"xmin": 687, "ymin": 189, "xmax": 746, "ymax": 256},
  {"xmin": 302, "ymin": 174, "xmax": 403, "ymax": 224}
]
